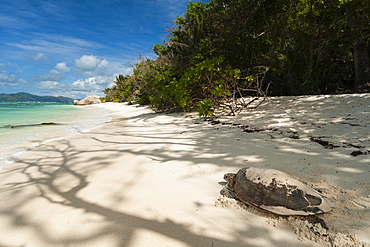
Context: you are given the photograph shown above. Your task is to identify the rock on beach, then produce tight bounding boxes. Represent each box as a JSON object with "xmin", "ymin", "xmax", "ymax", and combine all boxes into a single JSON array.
[{"xmin": 74, "ymin": 96, "xmax": 102, "ymax": 105}]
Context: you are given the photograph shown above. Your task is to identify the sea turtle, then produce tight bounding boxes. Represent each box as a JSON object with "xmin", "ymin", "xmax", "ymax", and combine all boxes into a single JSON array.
[{"xmin": 223, "ymin": 167, "xmax": 332, "ymax": 216}]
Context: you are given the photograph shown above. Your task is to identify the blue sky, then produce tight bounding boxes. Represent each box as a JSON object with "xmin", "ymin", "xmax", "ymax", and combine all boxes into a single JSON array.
[{"xmin": 0, "ymin": 0, "xmax": 191, "ymax": 99}]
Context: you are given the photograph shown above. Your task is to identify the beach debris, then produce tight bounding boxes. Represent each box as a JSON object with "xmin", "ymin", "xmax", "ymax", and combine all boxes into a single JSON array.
[
  {"xmin": 74, "ymin": 96, "xmax": 101, "ymax": 105},
  {"xmin": 3, "ymin": 122, "xmax": 63, "ymax": 129},
  {"xmin": 309, "ymin": 136, "xmax": 340, "ymax": 149},
  {"xmin": 350, "ymin": 150, "xmax": 368, "ymax": 156},
  {"xmin": 223, "ymin": 167, "xmax": 332, "ymax": 216}
]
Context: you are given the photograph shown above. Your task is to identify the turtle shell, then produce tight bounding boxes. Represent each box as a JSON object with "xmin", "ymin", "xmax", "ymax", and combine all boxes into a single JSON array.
[{"xmin": 226, "ymin": 167, "xmax": 332, "ymax": 216}]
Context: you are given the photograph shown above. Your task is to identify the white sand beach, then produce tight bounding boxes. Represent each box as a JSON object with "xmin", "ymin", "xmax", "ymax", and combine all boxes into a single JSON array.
[{"xmin": 0, "ymin": 94, "xmax": 369, "ymax": 247}]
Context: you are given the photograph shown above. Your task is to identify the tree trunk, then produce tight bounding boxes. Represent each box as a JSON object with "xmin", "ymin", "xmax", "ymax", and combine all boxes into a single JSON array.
[
  {"xmin": 353, "ymin": 39, "xmax": 370, "ymax": 86},
  {"xmin": 345, "ymin": 7, "xmax": 370, "ymax": 86}
]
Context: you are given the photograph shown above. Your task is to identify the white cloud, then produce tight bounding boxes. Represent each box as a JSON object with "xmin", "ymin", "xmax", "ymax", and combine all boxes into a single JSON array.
[
  {"xmin": 25, "ymin": 56, "xmax": 132, "ymax": 99},
  {"xmin": 55, "ymin": 62, "xmax": 70, "ymax": 73},
  {"xmin": 32, "ymin": 62, "xmax": 70, "ymax": 81},
  {"xmin": 71, "ymin": 77, "xmax": 99, "ymax": 90},
  {"xmin": 65, "ymin": 77, "xmax": 108, "ymax": 99},
  {"xmin": 36, "ymin": 81, "xmax": 64, "ymax": 90},
  {"xmin": 6, "ymin": 35, "xmax": 104, "ymax": 62},
  {"xmin": 32, "ymin": 69, "xmax": 65, "ymax": 82},
  {"xmin": 70, "ymin": 75, "xmax": 112, "ymax": 91},
  {"xmin": 69, "ymin": 73, "xmax": 120, "ymax": 96},
  {"xmin": 0, "ymin": 72, "xmax": 27, "ymax": 86},
  {"xmin": 30, "ymin": 52, "xmax": 48, "ymax": 62},
  {"xmin": 98, "ymin": 59, "xmax": 109, "ymax": 68},
  {"xmin": 74, "ymin": 55, "xmax": 108, "ymax": 71}
]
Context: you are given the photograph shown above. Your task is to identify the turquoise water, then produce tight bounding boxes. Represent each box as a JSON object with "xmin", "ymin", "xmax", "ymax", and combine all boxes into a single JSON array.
[{"xmin": 0, "ymin": 102, "xmax": 111, "ymax": 169}]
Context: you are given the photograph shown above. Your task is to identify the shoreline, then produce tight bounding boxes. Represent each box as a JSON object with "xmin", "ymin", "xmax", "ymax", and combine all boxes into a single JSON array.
[
  {"xmin": 0, "ymin": 96, "xmax": 369, "ymax": 246},
  {"xmin": 0, "ymin": 103, "xmax": 113, "ymax": 170}
]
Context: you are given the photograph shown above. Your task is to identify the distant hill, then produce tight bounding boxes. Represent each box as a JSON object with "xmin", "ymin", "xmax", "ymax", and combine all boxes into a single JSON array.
[{"xmin": 0, "ymin": 92, "xmax": 74, "ymax": 103}]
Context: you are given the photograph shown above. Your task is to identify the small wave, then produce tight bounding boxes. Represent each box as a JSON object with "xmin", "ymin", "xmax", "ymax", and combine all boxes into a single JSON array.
[
  {"xmin": 0, "ymin": 104, "xmax": 112, "ymax": 170},
  {"xmin": 0, "ymin": 147, "xmax": 29, "ymax": 170}
]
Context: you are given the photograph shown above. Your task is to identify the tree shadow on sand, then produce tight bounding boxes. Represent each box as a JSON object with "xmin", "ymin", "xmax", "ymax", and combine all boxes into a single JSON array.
[
  {"xmin": 1, "ymin": 95, "xmax": 370, "ymax": 246},
  {"xmin": 0, "ymin": 125, "xmax": 304, "ymax": 246}
]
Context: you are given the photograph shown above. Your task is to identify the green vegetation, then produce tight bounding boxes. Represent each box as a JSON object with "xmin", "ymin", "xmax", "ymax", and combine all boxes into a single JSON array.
[
  {"xmin": 104, "ymin": 0, "xmax": 370, "ymax": 116},
  {"xmin": 0, "ymin": 92, "xmax": 74, "ymax": 103}
]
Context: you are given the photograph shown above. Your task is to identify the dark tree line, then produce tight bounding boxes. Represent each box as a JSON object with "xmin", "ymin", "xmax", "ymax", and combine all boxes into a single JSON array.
[{"xmin": 104, "ymin": 0, "xmax": 370, "ymax": 115}]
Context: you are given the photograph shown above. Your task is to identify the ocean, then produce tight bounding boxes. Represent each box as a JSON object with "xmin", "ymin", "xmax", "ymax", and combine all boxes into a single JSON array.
[{"xmin": 0, "ymin": 102, "xmax": 111, "ymax": 169}]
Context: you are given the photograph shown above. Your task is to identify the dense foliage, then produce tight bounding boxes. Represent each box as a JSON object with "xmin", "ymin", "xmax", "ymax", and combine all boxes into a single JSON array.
[{"xmin": 104, "ymin": 0, "xmax": 370, "ymax": 115}]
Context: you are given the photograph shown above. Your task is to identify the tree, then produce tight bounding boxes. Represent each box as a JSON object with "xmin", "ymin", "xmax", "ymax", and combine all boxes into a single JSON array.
[
  {"xmin": 104, "ymin": 0, "xmax": 370, "ymax": 114},
  {"xmin": 344, "ymin": 0, "xmax": 370, "ymax": 86}
]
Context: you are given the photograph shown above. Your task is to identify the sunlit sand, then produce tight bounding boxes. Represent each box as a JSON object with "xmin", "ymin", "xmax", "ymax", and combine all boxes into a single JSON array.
[{"xmin": 1, "ymin": 94, "xmax": 369, "ymax": 246}]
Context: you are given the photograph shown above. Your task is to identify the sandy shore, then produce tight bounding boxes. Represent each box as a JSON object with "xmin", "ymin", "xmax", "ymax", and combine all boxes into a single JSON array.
[{"xmin": 0, "ymin": 94, "xmax": 369, "ymax": 247}]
